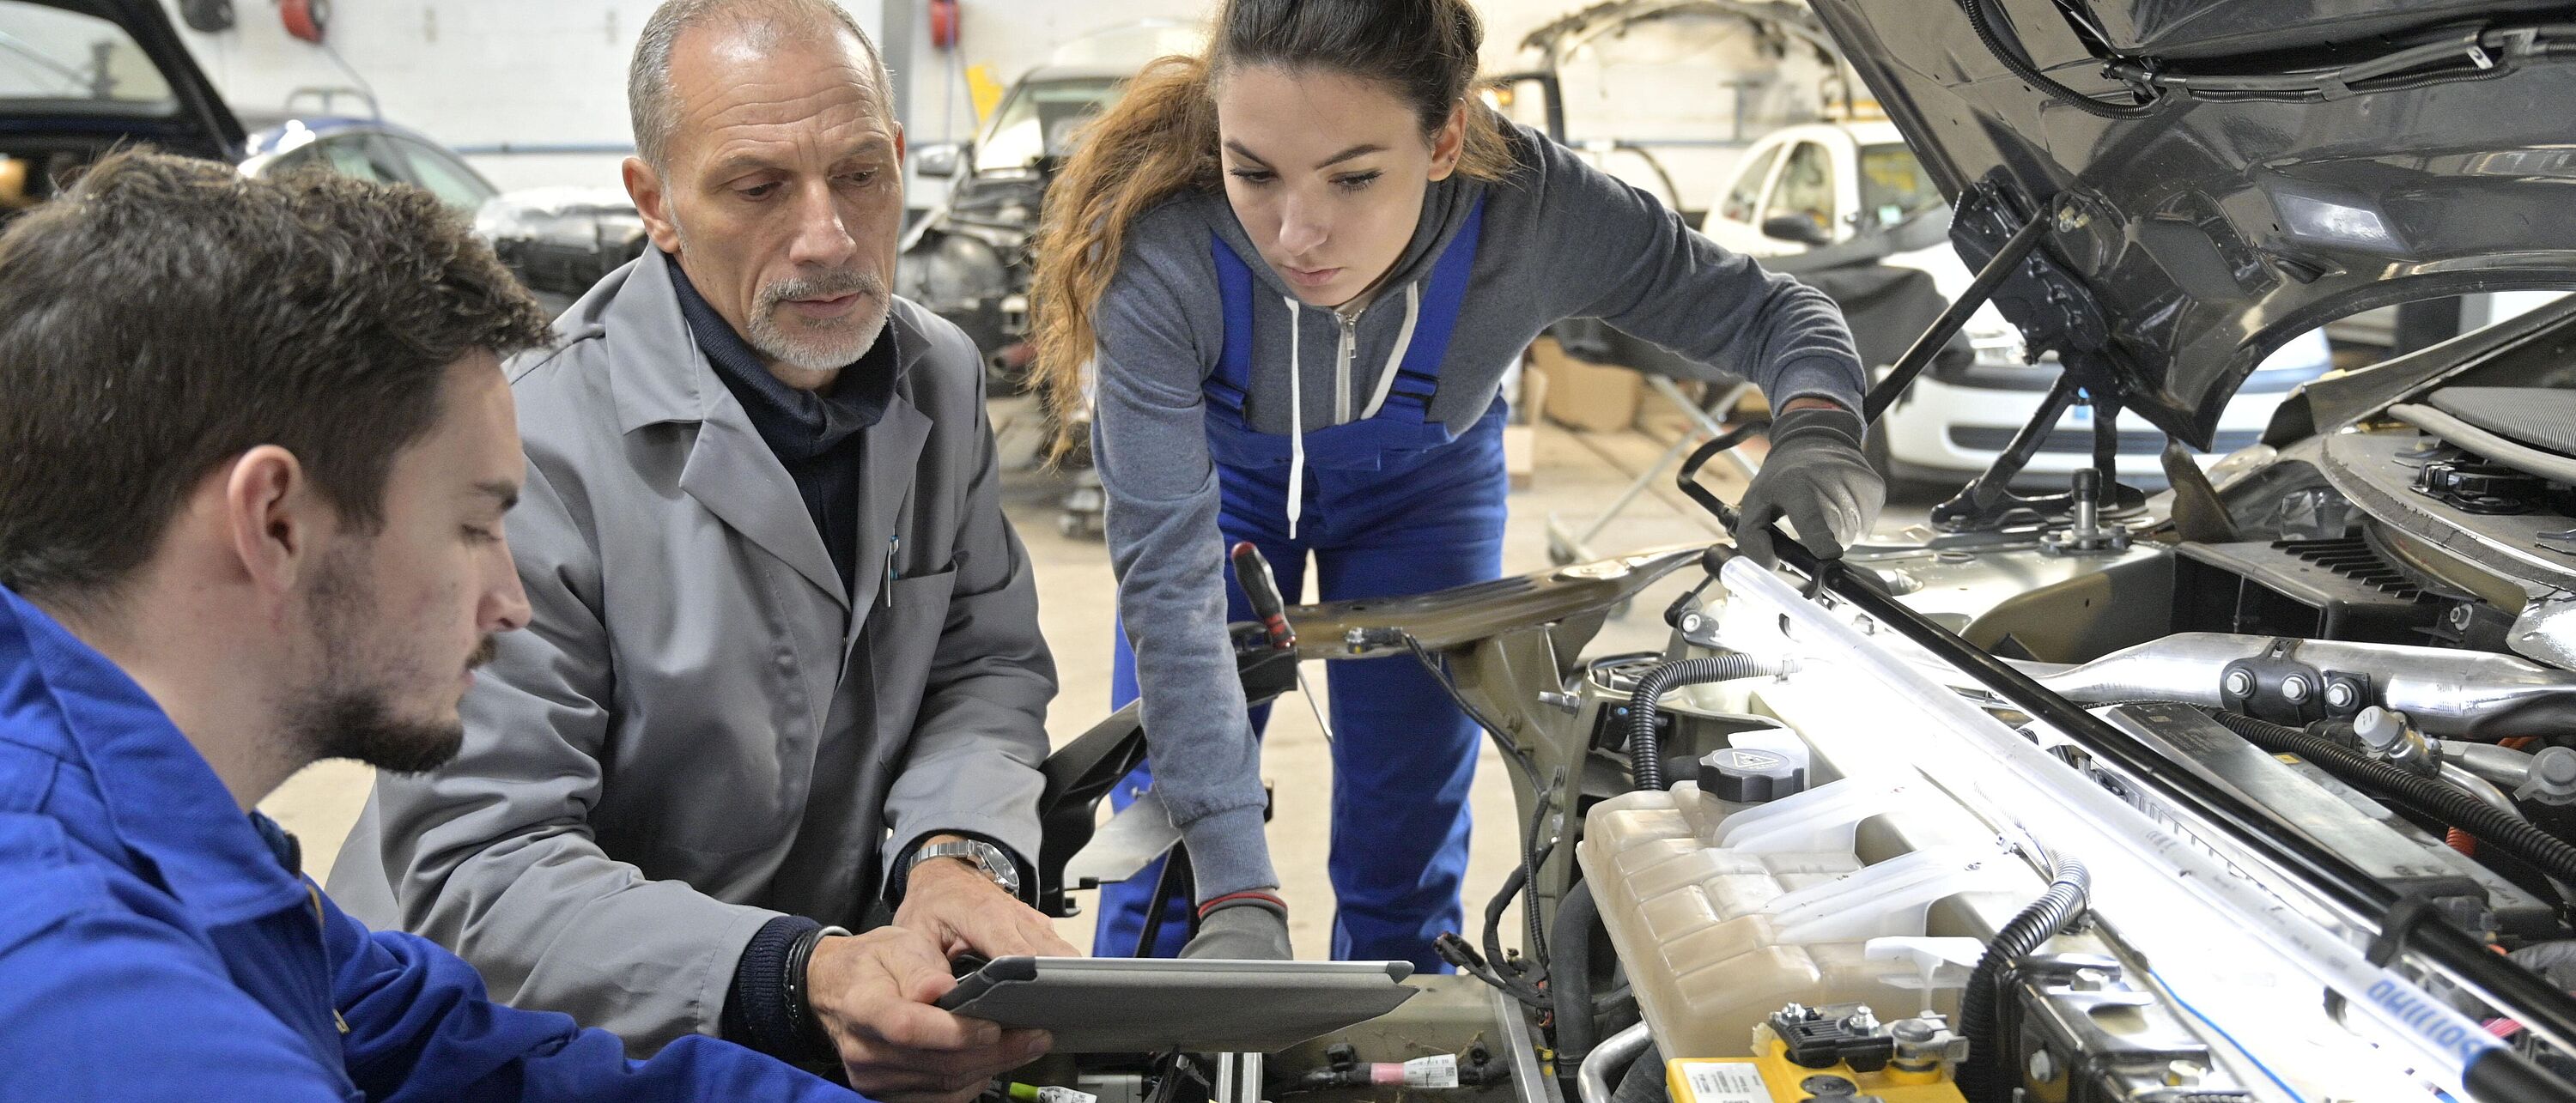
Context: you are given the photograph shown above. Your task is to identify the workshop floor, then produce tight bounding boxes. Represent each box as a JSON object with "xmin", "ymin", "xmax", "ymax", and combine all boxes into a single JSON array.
[{"xmin": 262, "ymin": 400, "xmax": 1925, "ymax": 960}]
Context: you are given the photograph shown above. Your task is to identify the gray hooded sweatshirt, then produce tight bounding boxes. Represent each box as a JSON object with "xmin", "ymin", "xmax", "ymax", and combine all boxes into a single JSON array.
[{"xmin": 1091, "ymin": 121, "xmax": 1863, "ymax": 902}]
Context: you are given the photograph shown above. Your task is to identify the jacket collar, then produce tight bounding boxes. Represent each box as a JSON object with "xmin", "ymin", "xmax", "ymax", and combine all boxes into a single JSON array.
[
  {"xmin": 599, "ymin": 250, "xmax": 919, "ymax": 437},
  {"xmin": 665, "ymin": 251, "xmax": 896, "ymax": 460},
  {"xmin": 0, "ymin": 588, "xmax": 306, "ymax": 926},
  {"xmin": 580, "ymin": 252, "xmax": 936, "ymax": 611}
]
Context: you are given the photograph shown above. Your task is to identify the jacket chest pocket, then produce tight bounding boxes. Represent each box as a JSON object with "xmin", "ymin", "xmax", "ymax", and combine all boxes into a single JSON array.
[{"xmin": 860, "ymin": 567, "xmax": 958, "ymax": 761}]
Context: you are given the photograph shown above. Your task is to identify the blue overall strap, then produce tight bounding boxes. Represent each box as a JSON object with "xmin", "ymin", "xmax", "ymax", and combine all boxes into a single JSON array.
[
  {"xmin": 1380, "ymin": 195, "xmax": 1488, "ymax": 421},
  {"xmin": 1207, "ymin": 233, "xmax": 1259, "ymax": 415}
]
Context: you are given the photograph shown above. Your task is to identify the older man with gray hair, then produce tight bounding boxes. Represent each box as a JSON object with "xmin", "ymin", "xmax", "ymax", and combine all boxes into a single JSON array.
[{"xmin": 327, "ymin": 3, "xmax": 1072, "ymax": 1100}]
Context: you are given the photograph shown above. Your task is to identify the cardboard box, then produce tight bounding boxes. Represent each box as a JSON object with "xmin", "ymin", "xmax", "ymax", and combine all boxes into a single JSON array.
[
  {"xmin": 1504, "ymin": 423, "xmax": 1535, "ymax": 491},
  {"xmin": 1527, "ymin": 336, "xmax": 1640, "ymax": 433},
  {"xmin": 1516, "ymin": 353, "xmax": 1552, "ymax": 426}
]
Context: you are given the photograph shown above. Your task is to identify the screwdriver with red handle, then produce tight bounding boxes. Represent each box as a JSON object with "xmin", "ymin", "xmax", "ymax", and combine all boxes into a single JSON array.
[
  {"xmin": 1230, "ymin": 541, "xmax": 1332, "ymax": 742},
  {"xmin": 1231, "ymin": 542, "xmax": 1296, "ymax": 650}
]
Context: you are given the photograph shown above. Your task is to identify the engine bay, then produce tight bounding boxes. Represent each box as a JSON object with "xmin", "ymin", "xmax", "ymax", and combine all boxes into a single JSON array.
[{"xmin": 1013, "ymin": 342, "xmax": 2576, "ymax": 1103}]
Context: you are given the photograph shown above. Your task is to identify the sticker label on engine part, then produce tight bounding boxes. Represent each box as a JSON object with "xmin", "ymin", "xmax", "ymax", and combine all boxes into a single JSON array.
[
  {"xmin": 1033, "ymin": 1088, "xmax": 1097, "ymax": 1103},
  {"xmin": 1677, "ymin": 1061, "xmax": 1766, "ymax": 1103},
  {"xmin": 1403, "ymin": 1056, "xmax": 1460, "ymax": 1088}
]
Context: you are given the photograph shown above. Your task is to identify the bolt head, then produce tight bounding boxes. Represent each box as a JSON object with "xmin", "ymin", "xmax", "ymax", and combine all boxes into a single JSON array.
[
  {"xmin": 2029, "ymin": 1050, "xmax": 2060, "ymax": 1082},
  {"xmin": 2224, "ymin": 670, "xmax": 2255, "ymax": 697},
  {"xmin": 1799, "ymin": 1074, "xmax": 1857, "ymax": 1097},
  {"xmin": 2325, "ymin": 682, "xmax": 2357, "ymax": 709},
  {"xmin": 1681, "ymin": 613, "xmax": 1704, "ymax": 633},
  {"xmin": 2282, "ymin": 676, "xmax": 2312, "ymax": 702},
  {"xmin": 2450, "ymin": 605, "xmax": 2474, "ymax": 627}
]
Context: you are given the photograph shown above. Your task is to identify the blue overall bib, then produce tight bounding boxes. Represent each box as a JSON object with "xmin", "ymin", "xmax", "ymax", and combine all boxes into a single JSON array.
[{"xmin": 1097, "ymin": 199, "xmax": 1508, "ymax": 969}]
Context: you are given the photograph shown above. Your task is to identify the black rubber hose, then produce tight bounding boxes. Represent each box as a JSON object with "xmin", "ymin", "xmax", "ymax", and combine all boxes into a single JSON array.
[
  {"xmin": 1608, "ymin": 1039, "xmax": 1666, "ymax": 1103},
  {"xmin": 1959, "ymin": 854, "xmax": 2091, "ymax": 1103},
  {"xmin": 1954, "ymin": 0, "xmax": 2162, "ymax": 120},
  {"xmin": 1625, "ymin": 655, "xmax": 1789, "ymax": 791},
  {"xmin": 1551, "ymin": 881, "xmax": 1603, "ymax": 1089},
  {"xmin": 1484, "ymin": 860, "xmax": 1531, "ymax": 991},
  {"xmin": 1522, "ymin": 785, "xmax": 1557, "ymax": 976},
  {"xmin": 2200, "ymin": 710, "xmax": 2576, "ymax": 887}
]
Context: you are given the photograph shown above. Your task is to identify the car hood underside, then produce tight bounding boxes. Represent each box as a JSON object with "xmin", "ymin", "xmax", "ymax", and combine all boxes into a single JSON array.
[{"xmin": 1807, "ymin": 0, "xmax": 2576, "ymax": 448}]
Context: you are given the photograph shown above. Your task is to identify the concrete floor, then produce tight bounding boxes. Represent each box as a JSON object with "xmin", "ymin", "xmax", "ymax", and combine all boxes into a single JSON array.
[{"xmin": 262, "ymin": 399, "xmax": 1896, "ymax": 961}]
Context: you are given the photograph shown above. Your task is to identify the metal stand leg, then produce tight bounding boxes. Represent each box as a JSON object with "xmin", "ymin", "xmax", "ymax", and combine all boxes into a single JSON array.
[
  {"xmin": 1212, "ymin": 1052, "xmax": 1264, "ymax": 1103},
  {"xmin": 1651, "ymin": 377, "xmax": 1759, "ymax": 480},
  {"xmin": 1133, "ymin": 845, "xmax": 1195, "ymax": 958},
  {"xmin": 1545, "ymin": 378, "xmax": 1758, "ymax": 566}
]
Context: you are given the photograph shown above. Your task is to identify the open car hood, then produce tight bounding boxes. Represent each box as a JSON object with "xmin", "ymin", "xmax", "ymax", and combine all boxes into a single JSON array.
[
  {"xmin": 4, "ymin": 0, "xmax": 243, "ymax": 160},
  {"xmin": 1807, "ymin": 0, "xmax": 2576, "ymax": 448}
]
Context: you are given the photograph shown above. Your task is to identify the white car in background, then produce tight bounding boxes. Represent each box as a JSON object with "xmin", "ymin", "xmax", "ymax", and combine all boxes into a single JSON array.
[{"xmin": 1702, "ymin": 120, "xmax": 2334, "ymax": 493}]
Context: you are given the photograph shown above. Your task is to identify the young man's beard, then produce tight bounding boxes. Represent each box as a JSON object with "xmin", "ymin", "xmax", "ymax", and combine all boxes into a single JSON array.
[
  {"xmin": 282, "ymin": 548, "xmax": 491, "ymax": 775},
  {"xmin": 294, "ymin": 687, "xmax": 469, "ymax": 775}
]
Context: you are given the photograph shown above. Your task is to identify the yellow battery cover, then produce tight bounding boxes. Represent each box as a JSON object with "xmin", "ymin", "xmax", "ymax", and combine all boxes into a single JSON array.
[{"xmin": 1666, "ymin": 1049, "xmax": 1966, "ymax": 1103}]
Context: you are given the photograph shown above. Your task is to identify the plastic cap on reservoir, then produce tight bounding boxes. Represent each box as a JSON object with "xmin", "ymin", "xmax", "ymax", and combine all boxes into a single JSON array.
[
  {"xmin": 1699, "ymin": 746, "xmax": 1807, "ymax": 803},
  {"xmin": 2520, "ymin": 746, "xmax": 2576, "ymax": 806}
]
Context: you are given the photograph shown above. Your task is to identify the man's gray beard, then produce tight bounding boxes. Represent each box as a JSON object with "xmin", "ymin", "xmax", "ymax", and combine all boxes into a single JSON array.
[
  {"xmin": 280, "ymin": 548, "xmax": 483, "ymax": 776},
  {"xmin": 748, "ymin": 270, "xmax": 891, "ymax": 373}
]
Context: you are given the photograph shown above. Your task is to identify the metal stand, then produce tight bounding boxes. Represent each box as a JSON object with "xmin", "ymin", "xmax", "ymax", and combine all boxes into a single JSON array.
[
  {"xmin": 1546, "ymin": 377, "xmax": 1755, "ymax": 566},
  {"xmin": 1212, "ymin": 1051, "xmax": 1263, "ymax": 1103},
  {"xmin": 1060, "ymin": 465, "xmax": 1104, "ymax": 540}
]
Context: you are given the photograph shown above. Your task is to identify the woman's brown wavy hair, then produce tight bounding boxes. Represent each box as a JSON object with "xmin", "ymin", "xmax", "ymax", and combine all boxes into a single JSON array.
[{"xmin": 1028, "ymin": 0, "xmax": 1517, "ymax": 455}]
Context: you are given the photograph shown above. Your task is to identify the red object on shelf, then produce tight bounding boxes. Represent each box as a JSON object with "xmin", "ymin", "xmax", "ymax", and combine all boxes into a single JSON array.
[
  {"xmin": 282, "ymin": 0, "xmax": 327, "ymax": 44},
  {"xmin": 929, "ymin": 0, "xmax": 960, "ymax": 51}
]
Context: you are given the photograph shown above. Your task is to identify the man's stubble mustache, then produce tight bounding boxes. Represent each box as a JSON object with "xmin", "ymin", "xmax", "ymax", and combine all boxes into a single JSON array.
[{"xmin": 760, "ymin": 269, "xmax": 885, "ymax": 313}]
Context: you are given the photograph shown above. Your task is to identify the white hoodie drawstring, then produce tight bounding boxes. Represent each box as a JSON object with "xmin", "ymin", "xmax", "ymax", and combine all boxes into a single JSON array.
[
  {"xmin": 1359, "ymin": 282, "xmax": 1423, "ymax": 420},
  {"xmin": 1282, "ymin": 294, "xmax": 1306, "ymax": 537}
]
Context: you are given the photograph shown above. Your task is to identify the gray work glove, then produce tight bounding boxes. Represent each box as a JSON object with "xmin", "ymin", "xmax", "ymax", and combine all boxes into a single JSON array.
[
  {"xmin": 1179, "ymin": 896, "xmax": 1293, "ymax": 961},
  {"xmin": 1733, "ymin": 403, "xmax": 1884, "ymax": 566}
]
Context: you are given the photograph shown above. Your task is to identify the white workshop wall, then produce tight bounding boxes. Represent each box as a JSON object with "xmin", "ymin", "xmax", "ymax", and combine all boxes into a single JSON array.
[
  {"xmin": 890, "ymin": 1, "xmax": 1833, "ymax": 216},
  {"xmin": 157, "ymin": 0, "xmax": 887, "ymax": 192},
  {"xmin": 156, "ymin": 1, "xmax": 1826, "ymax": 206}
]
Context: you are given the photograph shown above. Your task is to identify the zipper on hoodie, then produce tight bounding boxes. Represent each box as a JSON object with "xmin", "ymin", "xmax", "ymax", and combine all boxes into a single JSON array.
[{"xmin": 1334, "ymin": 312, "xmax": 1358, "ymax": 423}]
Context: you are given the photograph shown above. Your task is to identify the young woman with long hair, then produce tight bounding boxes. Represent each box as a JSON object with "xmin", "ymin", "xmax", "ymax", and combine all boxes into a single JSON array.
[{"xmin": 1030, "ymin": 0, "xmax": 1882, "ymax": 965}]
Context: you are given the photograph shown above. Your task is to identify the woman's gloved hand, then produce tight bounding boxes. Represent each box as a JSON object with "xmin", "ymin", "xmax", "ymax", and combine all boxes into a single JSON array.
[
  {"xmin": 1732, "ymin": 400, "xmax": 1885, "ymax": 566},
  {"xmin": 1178, "ymin": 893, "xmax": 1292, "ymax": 961}
]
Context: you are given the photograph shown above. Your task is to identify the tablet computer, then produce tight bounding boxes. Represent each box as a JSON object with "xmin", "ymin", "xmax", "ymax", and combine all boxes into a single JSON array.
[{"xmin": 936, "ymin": 956, "xmax": 1418, "ymax": 1053}]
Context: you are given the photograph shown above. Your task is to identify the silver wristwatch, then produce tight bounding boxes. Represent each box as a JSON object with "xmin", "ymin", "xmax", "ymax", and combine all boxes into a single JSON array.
[{"xmin": 911, "ymin": 839, "xmax": 1022, "ymax": 898}]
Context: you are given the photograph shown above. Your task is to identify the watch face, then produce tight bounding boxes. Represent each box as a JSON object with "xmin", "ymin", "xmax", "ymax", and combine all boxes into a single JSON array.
[{"xmin": 979, "ymin": 851, "xmax": 1022, "ymax": 894}]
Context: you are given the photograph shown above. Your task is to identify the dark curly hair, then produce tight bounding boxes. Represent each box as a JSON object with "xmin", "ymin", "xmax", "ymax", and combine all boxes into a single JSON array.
[{"xmin": 0, "ymin": 148, "xmax": 554, "ymax": 605}]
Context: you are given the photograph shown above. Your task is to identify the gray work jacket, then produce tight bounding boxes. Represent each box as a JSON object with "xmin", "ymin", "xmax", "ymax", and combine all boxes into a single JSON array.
[{"xmin": 326, "ymin": 253, "xmax": 1056, "ymax": 1054}]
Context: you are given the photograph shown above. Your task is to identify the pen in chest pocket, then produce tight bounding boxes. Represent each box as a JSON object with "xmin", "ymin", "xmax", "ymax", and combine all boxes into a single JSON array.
[{"xmin": 884, "ymin": 534, "xmax": 899, "ymax": 609}]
